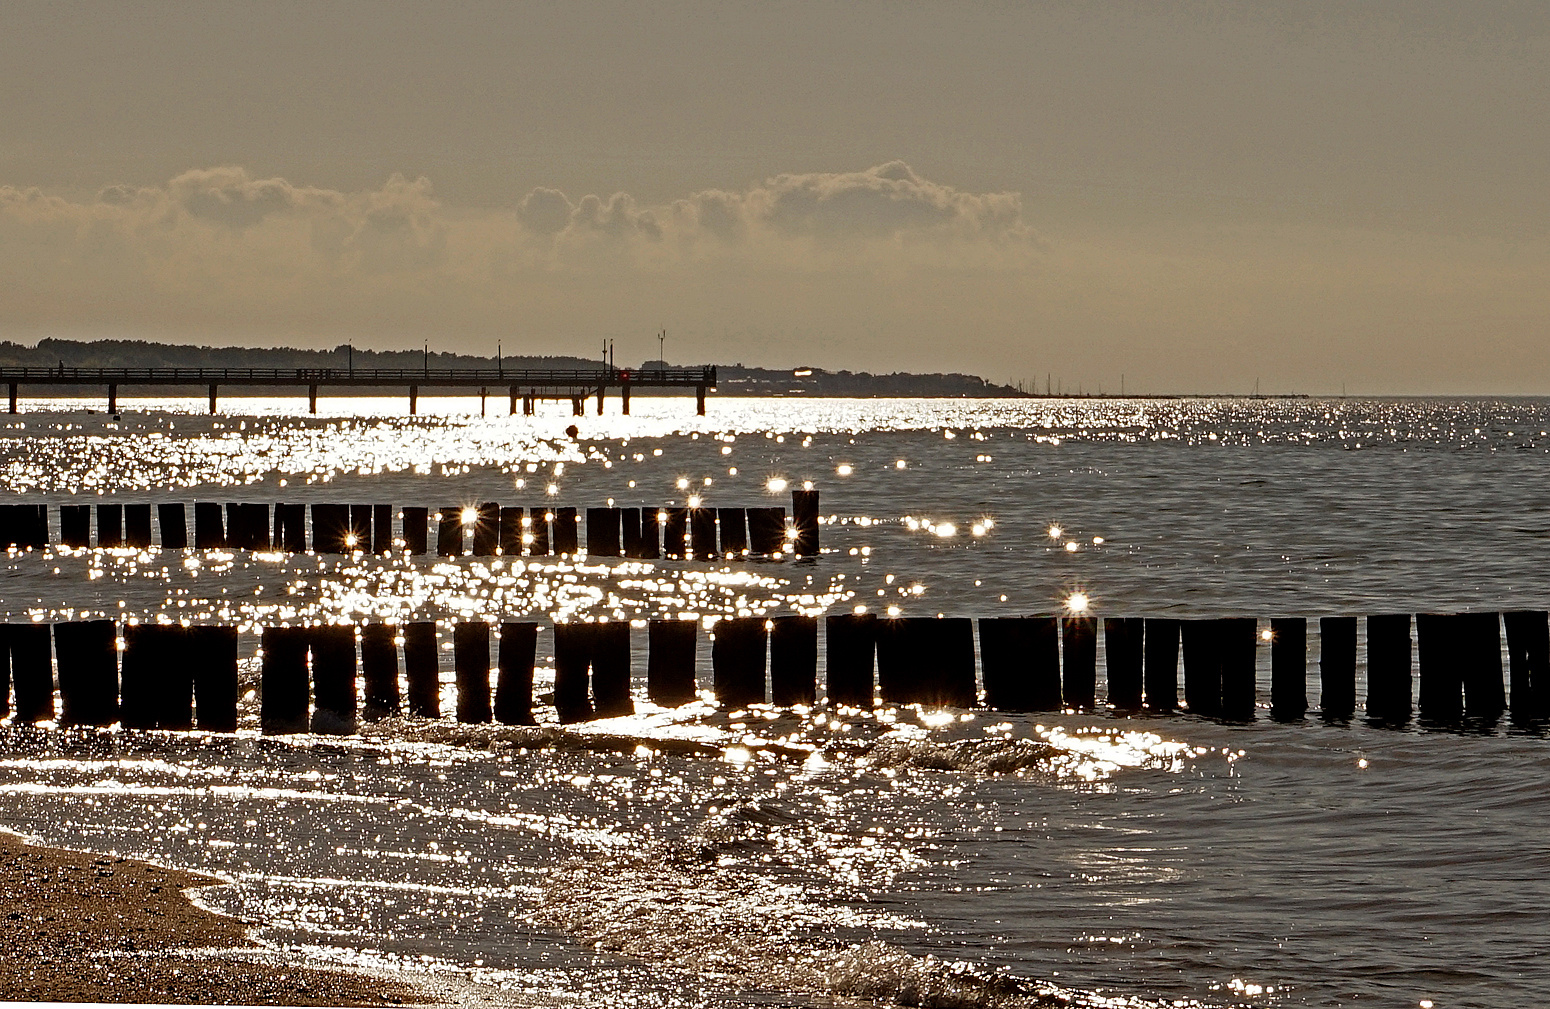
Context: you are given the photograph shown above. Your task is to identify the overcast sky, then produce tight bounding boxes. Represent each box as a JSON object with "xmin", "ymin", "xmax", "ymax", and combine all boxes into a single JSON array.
[{"xmin": 2, "ymin": 1, "xmax": 1546, "ymax": 392}]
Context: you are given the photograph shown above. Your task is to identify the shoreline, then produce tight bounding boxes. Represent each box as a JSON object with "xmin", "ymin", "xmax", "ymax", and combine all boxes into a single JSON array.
[{"xmin": 0, "ymin": 829, "xmax": 427, "ymax": 1006}]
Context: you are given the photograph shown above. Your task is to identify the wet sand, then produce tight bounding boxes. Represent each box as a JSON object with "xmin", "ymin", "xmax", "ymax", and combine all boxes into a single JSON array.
[{"xmin": 0, "ymin": 830, "xmax": 426, "ymax": 1005}]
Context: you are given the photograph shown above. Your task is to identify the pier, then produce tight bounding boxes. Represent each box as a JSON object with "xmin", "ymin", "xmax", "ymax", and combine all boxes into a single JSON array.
[{"xmin": 0, "ymin": 365, "xmax": 718, "ymax": 416}]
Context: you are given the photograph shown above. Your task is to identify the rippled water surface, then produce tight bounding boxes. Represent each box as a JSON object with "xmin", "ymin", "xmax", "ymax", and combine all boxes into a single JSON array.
[{"xmin": 2, "ymin": 395, "xmax": 1549, "ymax": 1008}]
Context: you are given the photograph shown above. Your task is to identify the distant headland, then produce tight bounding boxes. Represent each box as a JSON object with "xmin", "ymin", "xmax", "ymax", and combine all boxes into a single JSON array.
[{"xmin": 0, "ymin": 339, "xmax": 1029, "ymax": 399}]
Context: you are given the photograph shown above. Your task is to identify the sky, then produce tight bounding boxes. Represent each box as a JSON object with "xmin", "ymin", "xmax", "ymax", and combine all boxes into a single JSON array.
[{"xmin": 1, "ymin": 1, "xmax": 1547, "ymax": 393}]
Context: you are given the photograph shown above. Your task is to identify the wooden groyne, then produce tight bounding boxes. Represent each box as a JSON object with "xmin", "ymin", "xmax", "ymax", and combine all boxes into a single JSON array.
[
  {"xmin": 0, "ymin": 492, "xmax": 820, "ymax": 559},
  {"xmin": 1, "ymin": 610, "xmax": 1543, "ymax": 733},
  {"xmin": 0, "ymin": 365, "xmax": 717, "ymax": 416}
]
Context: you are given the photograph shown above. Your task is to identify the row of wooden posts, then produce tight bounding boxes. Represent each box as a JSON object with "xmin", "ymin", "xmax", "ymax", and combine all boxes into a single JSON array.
[
  {"xmin": 0, "ymin": 492, "xmax": 820, "ymax": 559},
  {"xmin": 1, "ymin": 610, "xmax": 1544, "ymax": 733}
]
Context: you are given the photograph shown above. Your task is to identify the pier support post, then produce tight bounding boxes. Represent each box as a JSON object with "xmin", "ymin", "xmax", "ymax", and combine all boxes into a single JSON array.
[
  {"xmin": 825, "ymin": 613, "xmax": 877, "ymax": 708},
  {"xmin": 1504, "ymin": 610, "xmax": 1550, "ymax": 721},
  {"xmin": 208, "ymin": 384, "xmax": 218, "ymax": 415},
  {"xmin": 403, "ymin": 622, "xmax": 439, "ymax": 718},
  {"xmin": 409, "ymin": 385, "xmax": 418, "ymax": 415},
  {"xmin": 509, "ymin": 385, "xmax": 518, "ymax": 416},
  {"xmin": 260, "ymin": 626, "xmax": 310, "ymax": 735},
  {"xmin": 696, "ymin": 384, "xmax": 706, "ymax": 415},
  {"xmin": 1061, "ymin": 616, "xmax": 1098, "ymax": 709},
  {"xmin": 1180, "ymin": 618, "xmax": 1221, "ymax": 717},
  {"xmin": 494, "ymin": 622, "xmax": 539, "ymax": 725},
  {"xmin": 769, "ymin": 615, "xmax": 818, "ymax": 707},
  {"xmin": 54, "ymin": 620, "xmax": 118, "ymax": 728},
  {"xmin": 553, "ymin": 623, "xmax": 596, "ymax": 723},
  {"xmin": 453, "ymin": 621, "xmax": 493, "ymax": 724},
  {"xmin": 7, "ymin": 383, "xmax": 15, "ymax": 414},
  {"xmin": 1319, "ymin": 616, "xmax": 1358, "ymax": 720},
  {"xmin": 979, "ymin": 616, "xmax": 1060, "ymax": 711},
  {"xmin": 108, "ymin": 384, "xmax": 117, "ymax": 413},
  {"xmin": 480, "ymin": 387, "xmax": 487, "ymax": 417},
  {"xmin": 308, "ymin": 384, "xmax": 318, "ymax": 414},
  {"xmin": 792, "ymin": 490, "xmax": 820, "ymax": 557},
  {"xmin": 525, "ymin": 391, "xmax": 534, "ymax": 416},
  {"xmin": 1366, "ymin": 614, "xmax": 1412, "ymax": 724},
  {"xmin": 401, "ymin": 506, "xmax": 428, "ymax": 554},
  {"xmin": 1270, "ymin": 617, "xmax": 1308, "ymax": 720},
  {"xmin": 596, "ymin": 386, "xmax": 605, "ymax": 415},
  {"xmin": 1143, "ymin": 618, "xmax": 1180, "ymax": 711},
  {"xmin": 1219, "ymin": 617, "xmax": 1257, "ymax": 721},
  {"xmin": 647, "ymin": 619, "xmax": 698, "ymax": 706},
  {"xmin": 712, "ymin": 617, "xmax": 767, "ymax": 709},
  {"xmin": 191, "ymin": 625, "xmax": 239, "ymax": 733},
  {"xmin": 360, "ymin": 622, "xmax": 402, "ymax": 720},
  {"xmin": 571, "ymin": 396, "xmax": 583, "ymax": 416},
  {"xmin": 622, "ymin": 378, "xmax": 630, "ymax": 415},
  {"xmin": 309, "ymin": 625, "xmax": 358, "ymax": 734},
  {"xmin": 1103, "ymin": 617, "xmax": 1144, "ymax": 710},
  {"xmin": 592, "ymin": 622, "xmax": 633, "ymax": 718}
]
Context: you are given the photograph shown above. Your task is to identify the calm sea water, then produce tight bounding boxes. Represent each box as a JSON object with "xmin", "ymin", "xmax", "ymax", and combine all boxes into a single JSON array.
[{"xmin": 1, "ymin": 394, "xmax": 1547, "ymax": 1008}]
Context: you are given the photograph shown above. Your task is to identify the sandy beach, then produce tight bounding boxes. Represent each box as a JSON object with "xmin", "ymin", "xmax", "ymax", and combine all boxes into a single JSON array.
[{"xmin": 0, "ymin": 830, "xmax": 425, "ymax": 1006}]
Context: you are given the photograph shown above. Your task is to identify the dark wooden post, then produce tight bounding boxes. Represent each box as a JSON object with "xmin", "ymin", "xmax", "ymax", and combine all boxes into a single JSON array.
[
  {"xmin": 1270, "ymin": 617, "xmax": 1308, "ymax": 720},
  {"xmin": 647, "ymin": 619, "xmax": 698, "ymax": 706}
]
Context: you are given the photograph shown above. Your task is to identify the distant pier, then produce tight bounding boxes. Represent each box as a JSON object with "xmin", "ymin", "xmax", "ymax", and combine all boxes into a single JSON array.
[{"xmin": 0, "ymin": 365, "xmax": 718, "ymax": 416}]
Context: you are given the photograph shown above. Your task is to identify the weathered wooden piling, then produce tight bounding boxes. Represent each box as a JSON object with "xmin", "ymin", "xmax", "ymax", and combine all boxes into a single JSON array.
[
  {"xmin": 587, "ymin": 507, "xmax": 621, "ymax": 557},
  {"xmin": 194, "ymin": 502, "xmax": 225, "ymax": 549},
  {"xmin": 878, "ymin": 618, "xmax": 973, "ymax": 707},
  {"xmin": 223, "ymin": 503, "xmax": 249, "ymax": 549},
  {"xmin": 372, "ymin": 504, "xmax": 393, "ymax": 553},
  {"xmin": 1143, "ymin": 618, "xmax": 1181, "ymax": 712},
  {"xmin": 97, "ymin": 503, "xmax": 123, "ymax": 548},
  {"xmin": 718, "ymin": 508, "xmax": 748, "ymax": 558},
  {"xmin": 1103, "ymin": 618, "xmax": 1145, "ymax": 710},
  {"xmin": 1180, "ymin": 618, "xmax": 1221, "ymax": 717},
  {"xmin": 360, "ymin": 623, "xmax": 401, "ymax": 720},
  {"xmin": 791, "ymin": 490, "xmax": 820, "ymax": 557},
  {"xmin": 591, "ymin": 622, "xmax": 633, "ymax": 718},
  {"xmin": 1061, "ymin": 616, "xmax": 1097, "ymax": 709},
  {"xmin": 309, "ymin": 625, "xmax": 358, "ymax": 733},
  {"xmin": 824, "ymin": 613, "xmax": 877, "ymax": 707},
  {"xmin": 1319, "ymin": 616, "xmax": 1357, "ymax": 720},
  {"xmin": 689, "ymin": 508, "xmax": 717, "ymax": 558},
  {"xmin": 125, "ymin": 504, "xmax": 153, "ymax": 549},
  {"xmin": 260, "ymin": 626, "xmax": 310, "ymax": 734},
  {"xmin": 158, "ymin": 503, "xmax": 188, "ymax": 549},
  {"xmin": 1218, "ymin": 617, "xmax": 1257, "ymax": 721},
  {"xmin": 402, "ymin": 507, "xmax": 429, "ymax": 554},
  {"xmin": 875, "ymin": 619, "xmax": 914, "ymax": 704},
  {"xmin": 712, "ymin": 617, "xmax": 767, "ymax": 709},
  {"xmin": 647, "ymin": 619, "xmax": 698, "ymax": 706},
  {"xmin": 241, "ymin": 503, "xmax": 272, "ymax": 550},
  {"xmin": 1365, "ymin": 614, "xmax": 1412, "ymax": 723},
  {"xmin": 1503, "ymin": 610, "xmax": 1550, "ymax": 721},
  {"xmin": 923, "ymin": 618, "xmax": 977, "ymax": 707},
  {"xmin": 190, "ymin": 625, "xmax": 239, "ymax": 732},
  {"xmin": 747, "ymin": 507, "xmax": 786, "ymax": 557},
  {"xmin": 311, "ymin": 503, "xmax": 349, "ymax": 554},
  {"xmin": 527, "ymin": 507, "xmax": 551, "ymax": 555},
  {"xmin": 494, "ymin": 622, "xmax": 538, "ymax": 725},
  {"xmin": 436, "ymin": 506, "xmax": 464, "ymax": 557},
  {"xmin": 121, "ymin": 624, "xmax": 174, "ymax": 730},
  {"xmin": 6, "ymin": 624, "xmax": 54, "ymax": 723},
  {"xmin": 499, "ymin": 506, "xmax": 524, "ymax": 556},
  {"xmin": 553, "ymin": 507, "xmax": 579, "ymax": 556},
  {"xmin": 60, "ymin": 505, "xmax": 90, "ymax": 548},
  {"xmin": 1460, "ymin": 612, "xmax": 1505, "ymax": 721},
  {"xmin": 979, "ymin": 616, "xmax": 1061, "ymax": 711},
  {"xmin": 349, "ymin": 504, "xmax": 373, "ymax": 552},
  {"xmin": 0, "ymin": 505, "xmax": 45, "ymax": 550},
  {"xmin": 472, "ymin": 503, "xmax": 501, "ymax": 556},
  {"xmin": 403, "ymin": 621, "xmax": 440, "ymax": 718},
  {"xmin": 1270, "ymin": 618, "xmax": 1308, "ymax": 720},
  {"xmin": 769, "ymin": 615, "xmax": 818, "ymax": 706},
  {"xmin": 552, "ymin": 622, "xmax": 596, "ymax": 723},
  {"xmin": 453, "ymin": 622, "xmax": 493, "ymax": 723},
  {"xmin": 1415, "ymin": 613, "xmax": 1463, "ymax": 723},
  {"xmin": 662, "ymin": 507, "xmax": 688, "ymax": 558},
  {"xmin": 53, "ymin": 619, "xmax": 118, "ymax": 728}
]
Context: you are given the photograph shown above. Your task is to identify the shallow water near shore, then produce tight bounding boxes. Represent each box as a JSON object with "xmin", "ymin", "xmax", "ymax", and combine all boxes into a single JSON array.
[{"xmin": 2, "ymin": 394, "xmax": 1549, "ymax": 1008}]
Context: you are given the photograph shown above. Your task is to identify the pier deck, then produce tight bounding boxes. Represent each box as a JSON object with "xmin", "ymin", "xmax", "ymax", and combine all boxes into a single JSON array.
[{"xmin": 0, "ymin": 365, "xmax": 717, "ymax": 416}]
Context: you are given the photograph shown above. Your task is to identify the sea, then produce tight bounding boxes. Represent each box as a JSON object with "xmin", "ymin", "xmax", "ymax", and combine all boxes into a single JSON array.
[{"xmin": 1, "ymin": 393, "xmax": 1547, "ymax": 1009}]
